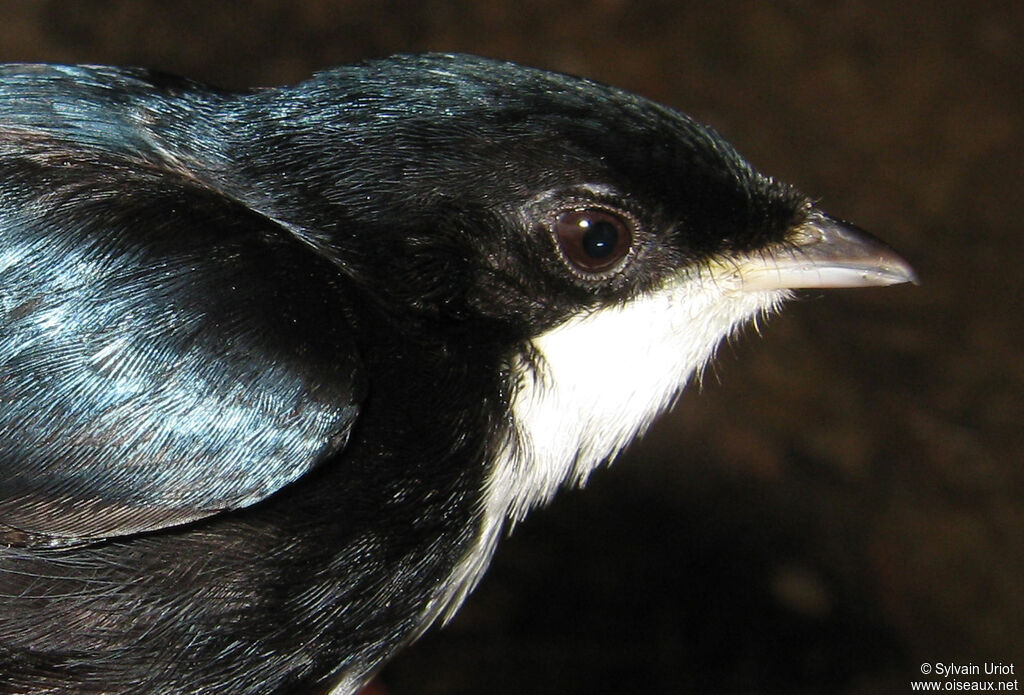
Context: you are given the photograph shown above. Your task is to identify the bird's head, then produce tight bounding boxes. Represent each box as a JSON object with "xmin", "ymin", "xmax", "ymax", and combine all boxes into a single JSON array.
[{"xmin": 232, "ymin": 53, "xmax": 913, "ymax": 349}]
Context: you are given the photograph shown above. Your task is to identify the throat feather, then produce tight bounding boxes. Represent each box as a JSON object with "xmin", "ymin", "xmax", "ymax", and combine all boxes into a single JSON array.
[
  {"xmin": 419, "ymin": 277, "xmax": 786, "ymax": 631},
  {"xmin": 495, "ymin": 280, "xmax": 787, "ymax": 524}
]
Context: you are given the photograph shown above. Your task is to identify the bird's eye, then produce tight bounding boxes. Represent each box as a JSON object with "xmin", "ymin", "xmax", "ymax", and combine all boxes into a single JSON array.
[{"xmin": 553, "ymin": 208, "xmax": 633, "ymax": 274}]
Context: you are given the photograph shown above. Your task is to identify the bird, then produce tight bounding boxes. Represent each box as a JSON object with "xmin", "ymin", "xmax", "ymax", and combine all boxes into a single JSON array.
[{"xmin": 0, "ymin": 53, "xmax": 914, "ymax": 694}]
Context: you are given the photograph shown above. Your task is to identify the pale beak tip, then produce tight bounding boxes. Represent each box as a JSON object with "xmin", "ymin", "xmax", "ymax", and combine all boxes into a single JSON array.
[{"xmin": 866, "ymin": 251, "xmax": 919, "ymax": 287}]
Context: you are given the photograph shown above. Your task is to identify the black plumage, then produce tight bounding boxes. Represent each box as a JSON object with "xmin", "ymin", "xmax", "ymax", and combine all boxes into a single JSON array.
[{"xmin": 0, "ymin": 54, "xmax": 913, "ymax": 694}]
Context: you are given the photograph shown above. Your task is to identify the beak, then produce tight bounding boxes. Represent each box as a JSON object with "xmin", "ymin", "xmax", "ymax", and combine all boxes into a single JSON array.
[{"xmin": 733, "ymin": 210, "xmax": 918, "ymax": 291}]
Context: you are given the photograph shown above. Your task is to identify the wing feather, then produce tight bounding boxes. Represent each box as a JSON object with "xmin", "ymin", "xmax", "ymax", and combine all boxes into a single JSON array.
[{"xmin": 0, "ymin": 131, "xmax": 362, "ymax": 546}]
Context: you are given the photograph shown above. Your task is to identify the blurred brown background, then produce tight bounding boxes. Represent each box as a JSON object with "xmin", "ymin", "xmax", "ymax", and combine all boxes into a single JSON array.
[{"xmin": 1, "ymin": 1, "xmax": 1019, "ymax": 693}]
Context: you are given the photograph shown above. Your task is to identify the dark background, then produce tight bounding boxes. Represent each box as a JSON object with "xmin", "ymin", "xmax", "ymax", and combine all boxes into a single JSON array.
[{"xmin": 1, "ymin": 1, "xmax": 1019, "ymax": 693}]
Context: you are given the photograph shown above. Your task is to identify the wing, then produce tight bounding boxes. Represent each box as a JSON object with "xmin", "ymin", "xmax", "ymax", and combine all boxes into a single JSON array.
[{"xmin": 0, "ymin": 127, "xmax": 363, "ymax": 547}]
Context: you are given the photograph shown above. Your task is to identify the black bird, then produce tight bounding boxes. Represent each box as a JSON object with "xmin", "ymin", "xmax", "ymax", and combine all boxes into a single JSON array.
[{"xmin": 0, "ymin": 54, "xmax": 913, "ymax": 694}]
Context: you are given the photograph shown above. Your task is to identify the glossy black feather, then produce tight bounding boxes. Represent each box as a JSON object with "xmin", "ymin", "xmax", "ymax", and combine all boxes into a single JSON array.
[{"xmin": 0, "ymin": 127, "xmax": 362, "ymax": 545}]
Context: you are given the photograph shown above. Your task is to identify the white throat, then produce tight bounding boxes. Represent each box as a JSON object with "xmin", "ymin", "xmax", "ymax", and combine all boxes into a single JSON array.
[
  {"xmin": 420, "ymin": 272, "xmax": 787, "ymax": 628},
  {"xmin": 496, "ymin": 275, "xmax": 787, "ymax": 522}
]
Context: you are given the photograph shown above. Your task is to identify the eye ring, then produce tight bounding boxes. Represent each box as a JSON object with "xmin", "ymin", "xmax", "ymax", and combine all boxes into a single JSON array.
[{"xmin": 552, "ymin": 208, "xmax": 634, "ymax": 275}]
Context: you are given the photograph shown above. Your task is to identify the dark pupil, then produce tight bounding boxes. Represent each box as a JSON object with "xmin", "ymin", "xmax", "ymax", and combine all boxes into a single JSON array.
[{"xmin": 581, "ymin": 220, "xmax": 618, "ymax": 259}]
